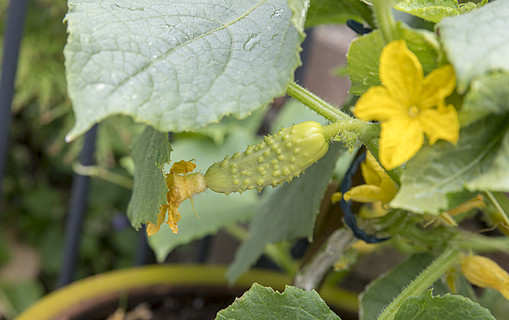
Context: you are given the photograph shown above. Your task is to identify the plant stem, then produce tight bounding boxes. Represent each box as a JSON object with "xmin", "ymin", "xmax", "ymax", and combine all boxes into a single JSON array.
[
  {"xmin": 286, "ymin": 82, "xmax": 381, "ymax": 144},
  {"xmin": 457, "ymin": 233, "xmax": 509, "ymax": 253},
  {"xmin": 322, "ymin": 119, "xmax": 380, "ymax": 144},
  {"xmin": 293, "ymin": 228, "xmax": 356, "ymax": 291},
  {"xmin": 372, "ymin": 0, "xmax": 398, "ymax": 44},
  {"xmin": 73, "ymin": 163, "xmax": 134, "ymax": 189},
  {"xmin": 286, "ymin": 82, "xmax": 350, "ymax": 122},
  {"xmin": 377, "ymin": 246, "xmax": 460, "ymax": 320},
  {"xmin": 286, "ymin": 82, "xmax": 401, "ymax": 184}
]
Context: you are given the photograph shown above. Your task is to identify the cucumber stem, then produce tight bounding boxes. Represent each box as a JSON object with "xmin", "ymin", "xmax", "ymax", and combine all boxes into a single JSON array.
[
  {"xmin": 377, "ymin": 247, "xmax": 460, "ymax": 320},
  {"xmin": 372, "ymin": 0, "xmax": 398, "ymax": 44},
  {"xmin": 286, "ymin": 82, "xmax": 350, "ymax": 122}
]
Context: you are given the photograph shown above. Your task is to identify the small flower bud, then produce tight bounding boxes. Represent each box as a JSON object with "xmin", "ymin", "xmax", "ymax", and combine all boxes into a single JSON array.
[{"xmin": 461, "ymin": 255, "xmax": 509, "ymax": 300}]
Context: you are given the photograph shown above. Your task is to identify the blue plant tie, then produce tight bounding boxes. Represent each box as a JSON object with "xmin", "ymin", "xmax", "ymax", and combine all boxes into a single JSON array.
[
  {"xmin": 339, "ymin": 151, "xmax": 389, "ymax": 243},
  {"xmin": 347, "ymin": 19, "xmax": 373, "ymax": 35}
]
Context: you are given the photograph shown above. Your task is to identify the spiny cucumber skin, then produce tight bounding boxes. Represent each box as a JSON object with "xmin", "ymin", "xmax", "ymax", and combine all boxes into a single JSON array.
[{"xmin": 205, "ymin": 121, "xmax": 329, "ymax": 194}]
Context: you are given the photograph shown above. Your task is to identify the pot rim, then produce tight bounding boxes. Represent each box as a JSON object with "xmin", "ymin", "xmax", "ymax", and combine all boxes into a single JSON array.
[{"xmin": 17, "ymin": 263, "xmax": 358, "ymax": 320}]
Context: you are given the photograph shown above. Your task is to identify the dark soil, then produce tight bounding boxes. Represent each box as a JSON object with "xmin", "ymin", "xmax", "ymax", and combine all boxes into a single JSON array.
[{"xmin": 55, "ymin": 286, "xmax": 245, "ymax": 320}]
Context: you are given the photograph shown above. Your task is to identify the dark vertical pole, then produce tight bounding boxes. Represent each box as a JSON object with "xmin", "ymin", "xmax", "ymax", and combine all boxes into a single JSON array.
[
  {"xmin": 0, "ymin": 0, "xmax": 29, "ymax": 203},
  {"xmin": 134, "ymin": 225, "xmax": 152, "ymax": 266},
  {"xmin": 294, "ymin": 28, "xmax": 314, "ymax": 84},
  {"xmin": 58, "ymin": 125, "xmax": 98, "ymax": 287}
]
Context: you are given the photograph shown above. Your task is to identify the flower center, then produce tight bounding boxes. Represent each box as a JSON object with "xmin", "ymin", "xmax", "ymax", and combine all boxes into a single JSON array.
[{"xmin": 408, "ymin": 105, "xmax": 420, "ymax": 118}]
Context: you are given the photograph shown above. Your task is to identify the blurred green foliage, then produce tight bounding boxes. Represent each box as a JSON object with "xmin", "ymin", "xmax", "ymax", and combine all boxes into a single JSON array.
[{"xmin": 0, "ymin": 0, "xmax": 142, "ymax": 316}]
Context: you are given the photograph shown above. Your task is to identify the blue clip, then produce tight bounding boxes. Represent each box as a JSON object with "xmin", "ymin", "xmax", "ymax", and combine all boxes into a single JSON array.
[{"xmin": 347, "ymin": 19, "xmax": 373, "ymax": 35}]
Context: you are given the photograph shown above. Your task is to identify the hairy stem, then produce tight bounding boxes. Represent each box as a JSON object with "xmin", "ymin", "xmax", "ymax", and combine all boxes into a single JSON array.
[
  {"xmin": 377, "ymin": 247, "xmax": 460, "ymax": 320},
  {"xmin": 293, "ymin": 228, "xmax": 356, "ymax": 291},
  {"xmin": 372, "ymin": 0, "xmax": 398, "ymax": 44},
  {"xmin": 286, "ymin": 82, "xmax": 350, "ymax": 122},
  {"xmin": 457, "ymin": 233, "xmax": 509, "ymax": 253},
  {"xmin": 287, "ymin": 82, "xmax": 381, "ymax": 145},
  {"xmin": 73, "ymin": 163, "xmax": 134, "ymax": 189}
]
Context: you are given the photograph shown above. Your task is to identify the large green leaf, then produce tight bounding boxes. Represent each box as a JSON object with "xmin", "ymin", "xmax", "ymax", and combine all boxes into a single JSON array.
[
  {"xmin": 215, "ymin": 283, "xmax": 341, "ymax": 320},
  {"xmin": 64, "ymin": 0, "xmax": 306, "ymax": 140},
  {"xmin": 460, "ymin": 73, "xmax": 509, "ymax": 126},
  {"xmin": 466, "ymin": 129, "xmax": 509, "ymax": 191},
  {"xmin": 360, "ymin": 254, "xmax": 434, "ymax": 320},
  {"xmin": 348, "ymin": 23, "xmax": 441, "ymax": 95},
  {"xmin": 127, "ymin": 125, "xmax": 171, "ymax": 229},
  {"xmin": 394, "ymin": 290, "xmax": 495, "ymax": 320},
  {"xmin": 226, "ymin": 143, "xmax": 343, "ymax": 283},
  {"xmin": 390, "ymin": 116, "xmax": 509, "ymax": 215},
  {"xmin": 438, "ymin": 0, "xmax": 509, "ymax": 93},
  {"xmin": 288, "ymin": 0, "xmax": 310, "ymax": 34},
  {"xmin": 394, "ymin": 0, "xmax": 487, "ymax": 23},
  {"xmin": 304, "ymin": 0, "xmax": 374, "ymax": 28}
]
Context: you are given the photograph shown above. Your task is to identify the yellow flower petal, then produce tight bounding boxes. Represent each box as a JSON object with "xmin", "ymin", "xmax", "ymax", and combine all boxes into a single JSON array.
[
  {"xmin": 354, "ymin": 86, "xmax": 407, "ymax": 122},
  {"xmin": 354, "ymin": 40, "xmax": 459, "ymax": 171},
  {"xmin": 344, "ymin": 185, "xmax": 384, "ymax": 203},
  {"xmin": 331, "ymin": 192, "xmax": 342, "ymax": 203},
  {"xmin": 361, "ymin": 151, "xmax": 384, "ymax": 186},
  {"xmin": 379, "ymin": 118, "xmax": 423, "ymax": 170},
  {"xmin": 461, "ymin": 255, "xmax": 509, "ymax": 300},
  {"xmin": 419, "ymin": 104, "xmax": 459, "ymax": 145},
  {"xmin": 421, "ymin": 65, "xmax": 456, "ymax": 109},
  {"xmin": 343, "ymin": 151, "xmax": 397, "ymax": 204},
  {"xmin": 379, "ymin": 40, "xmax": 423, "ymax": 106}
]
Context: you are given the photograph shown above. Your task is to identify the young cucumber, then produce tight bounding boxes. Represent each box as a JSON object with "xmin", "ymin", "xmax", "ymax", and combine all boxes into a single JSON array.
[{"xmin": 205, "ymin": 121, "xmax": 329, "ymax": 194}]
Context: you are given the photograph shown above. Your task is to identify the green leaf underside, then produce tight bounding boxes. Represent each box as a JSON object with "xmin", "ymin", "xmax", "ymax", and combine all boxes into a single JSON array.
[
  {"xmin": 466, "ymin": 129, "xmax": 509, "ymax": 191},
  {"xmin": 438, "ymin": 0, "xmax": 509, "ymax": 93},
  {"xmin": 460, "ymin": 73, "xmax": 509, "ymax": 126},
  {"xmin": 360, "ymin": 254, "xmax": 435, "ymax": 320},
  {"xmin": 127, "ymin": 125, "xmax": 171, "ymax": 229},
  {"xmin": 348, "ymin": 23, "xmax": 440, "ymax": 95},
  {"xmin": 226, "ymin": 143, "xmax": 343, "ymax": 283},
  {"xmin": 215, "ymin": 284, "xmax": 340, "ymax": 320},
  {"xmin": 287, "ymin": 0, "xmax": 310, "ymax": 35},
  {"xmin": 394, "ymin": 290, "xmax": 495, "ymax": 320},
  {"xmin": 64, "ymin": 0, "xmax": 305, "ymax": 140},
  {"xmin": 394, "ymin": 0, "xmax": 487, "ymax": 23},
  {"xmin": 391, "ymin": 116, "xmax": 509, "ymax": 215},
  {"xmin": 304, "ymin": 0, "xmax": 374, "ymax": 28}
]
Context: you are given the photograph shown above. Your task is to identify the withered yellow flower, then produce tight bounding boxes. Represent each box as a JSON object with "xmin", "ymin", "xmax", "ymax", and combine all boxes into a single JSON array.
[
  {"xmin": 461, "ymin": 255, "xmax": 509, "ymax": 300},
  {"xmin": 343, "ymin": 151, "xmax": 398, "ymax": 204},
  {"xmin": 146, "ymin": 160, "xmax": 207, "ymax": 236},
  {"xmin": 354, "ymin": 40, "xmax": 459, "ymax": 170}
]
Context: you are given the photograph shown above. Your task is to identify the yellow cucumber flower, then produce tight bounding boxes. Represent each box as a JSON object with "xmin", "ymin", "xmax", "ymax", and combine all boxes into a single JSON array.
[
  {"xmin": 146, "ymin": 160, "xmax": 207, "ymax": 236},
  {"xmin": 343, "ymin": 151, "xmax": 398, "ymax": 204},
  {"xmin": 354, "ymin": 40, "xmax": 459, "ymax": 170},
  {"xmin": 461, "ymin": 255, "xmax": 509, "ymax": 300}
]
